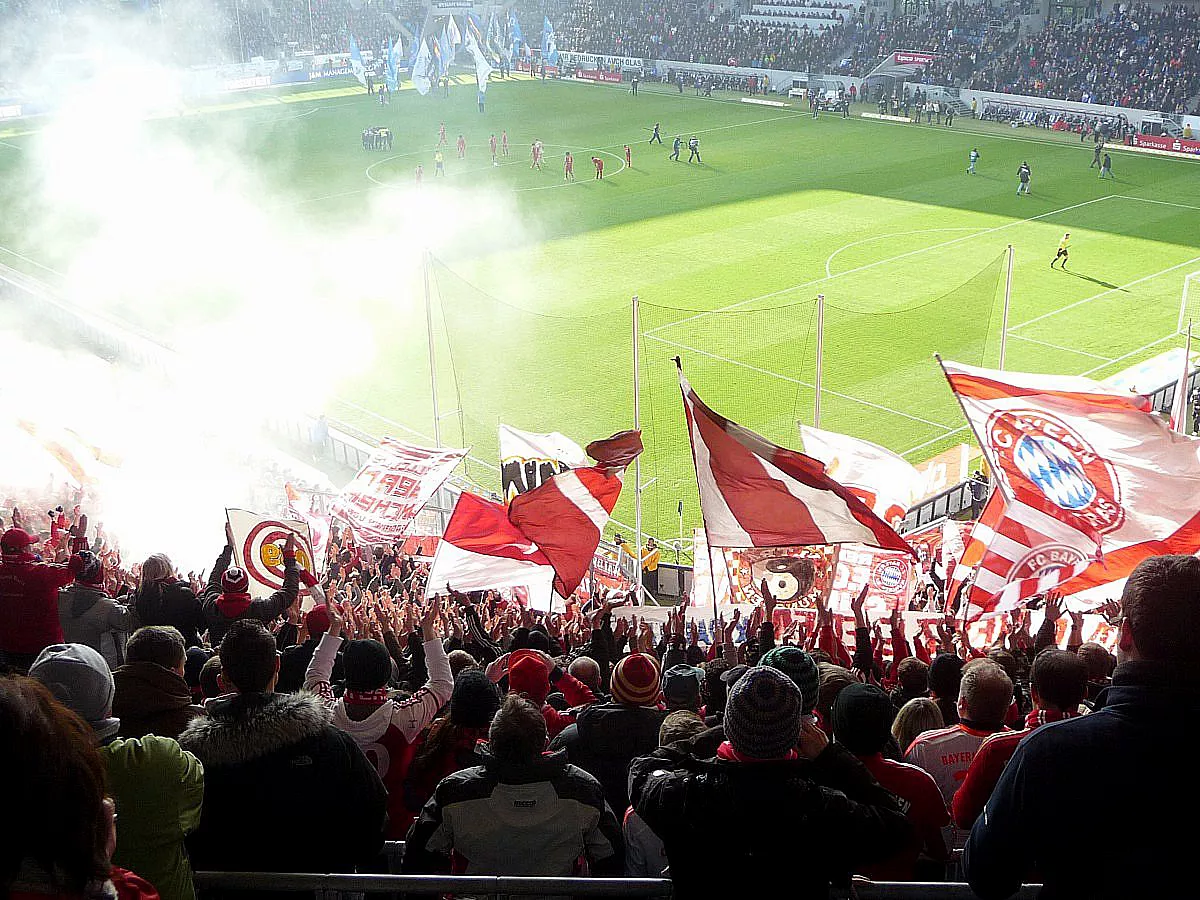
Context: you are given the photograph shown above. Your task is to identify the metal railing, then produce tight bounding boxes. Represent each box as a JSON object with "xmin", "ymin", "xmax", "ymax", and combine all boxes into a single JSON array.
[{"xmin": 192, "ymin": 871, "xmax": 1043, "ymax": 900}]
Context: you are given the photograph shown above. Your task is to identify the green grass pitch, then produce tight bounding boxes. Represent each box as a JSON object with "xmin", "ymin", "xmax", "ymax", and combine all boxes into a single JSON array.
[{"xmin": 2, "ymin": 75, "xmax": 1199, "ymax": 541}]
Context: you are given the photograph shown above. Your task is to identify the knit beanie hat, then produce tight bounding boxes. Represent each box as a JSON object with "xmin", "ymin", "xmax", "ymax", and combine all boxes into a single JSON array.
[
  {"xmin": 612, "ymin": 653, "xmax": 661, "ymax": 706},
  {"xmin": 760, "ymin": 646, "xmax": 820, "ymax": 716},
  {"xmin": 929, "ymin": 653, "xmax": 965, "ymax": 698},
  {"xmin": 724, "ymin": 666, "xmax": 802, "ymax": 760},
  {"xmin": 221, "ymin": 567, "xmax": 250, "ymax": 595},
  {"xmin": 343, "ymin": 639, "xmax": 392, "ymax": 692},
  {"xmin": 830, "ymin": 682, "xmax": 895, "ymax": 755},
  {"xmin": 304, "ymin": 604, "xmax": 331, "ymax": 635},
  {"xmin": 70, "ymin": 550, "xmax": 105, "ymax": 587},
  {"xmin": 29, "ymin": 643, "xmax": 120, "ymax": 741},
  {"xmin": 450, "ymin": 669, "xmax": 502, "ymax": 728},
  {"xmin": 662, "ymin": 664, "xmax": 704, "ymax": 707},
  {"xmin": 507, "ymin": 650, "xmax": 551, "ymax": 704}
]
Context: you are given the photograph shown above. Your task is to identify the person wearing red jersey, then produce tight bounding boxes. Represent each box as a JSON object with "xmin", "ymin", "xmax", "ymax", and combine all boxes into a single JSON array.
[
  {"xmin": 564, "ymin": 151, "xmax": 574, "ymax": 181},
  {"xmin": 438, "ymin": 122, "xmax": 447, "ymax": 146},
  {"xmin": 501, "ymin": 130, "xmax": 509, "ymax": 156},
  {"xmin": 592, "ymin": 156, "xmax": 604, "ymax": 179},
  {"xmin": 489, "ymin": 133, "xmax": 498, "ymax": 165},
  {"xmin": 903, "ymin": 658, "xmax": 1011, "ymax": 851},
  {"xmin": 305, "ymin": 598, "xmax": 453, "ymax": 839},
  {"xmin": 952, "ymin": 649, "xmax": 1087, "ymax": 831},
  {"xmin": 456, "ymin": 134, "xmax": 466, "ymax": 159},
  {"xmin": 832, "ymin": 682, "xmax": 950, "ymax": 880},
  {"xmin": 1, "ymin": 518, "xmax": 87, "ymax": 672}
]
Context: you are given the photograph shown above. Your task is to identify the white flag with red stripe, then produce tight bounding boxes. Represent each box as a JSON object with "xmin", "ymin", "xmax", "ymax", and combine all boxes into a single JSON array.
[
  {"xmin": 942, "ymin": 360, "xmax": 1200, "ymax": 616},
  {"xmin": 679, "ymin": 369, "xmax": 912, "ymax": 554},
  {"xmin": 507, "ymin": 431, "xmax": 642, "ymax": 596},
  {"xmin": 425, "ymin": 491, "xmax": 555, "ymax": 601},
  {"xmin": 800, "ymin": 424, "xmax": 926, "ymax": 527}
]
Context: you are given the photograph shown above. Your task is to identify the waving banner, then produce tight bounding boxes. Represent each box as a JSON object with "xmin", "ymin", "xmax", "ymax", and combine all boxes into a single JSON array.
[
  {"xmin": 226, "ymin": 508, "xmax": 317, "ymax": 602},
  {"xmin": 331, "ymin": 438, "xmax": 468, "ymax": 544}
]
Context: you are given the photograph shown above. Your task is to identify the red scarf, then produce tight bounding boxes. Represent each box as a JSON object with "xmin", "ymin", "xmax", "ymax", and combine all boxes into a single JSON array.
[
  {"xmin": 216, "ymin": 592, "xmax": 252, "ymax": 617},
  {"xmin": 716, "ymin": 740, "xmax": 798, "ymax": 763},
  {"xmin": 1025, "ymin": 708, "xmax": 1079, "ymax": 729}
]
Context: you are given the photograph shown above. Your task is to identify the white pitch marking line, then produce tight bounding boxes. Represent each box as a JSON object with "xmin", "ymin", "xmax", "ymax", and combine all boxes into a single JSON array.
[
  {"xmin": 1116, "ymin": 195, "xmax": 1200, "ymax": 212},
  {"xmin": 824, "ymin": 227, "xmax": 982, "ymax": 279},
  {"xmin": 1010, "ymin": 254, "xmax": 1200, "ymax": 331},
  {"xmin": 1008, "ymin": 333, "xmax": 1114, "ymax": 361},
  {"xmin": 1079, "ymin": 330, "xmax": 1183, "ymax": 377},
  {"xmin": 644, "ymin": 195, "xmax": 1116, "ymax": 338},
  {"xmin": 900, "ymin": 425, "xmax": 971, "ymax": 458},
  {"xmin": 0, "ymin": 243, "xmax": 65, "ymax": 278},
  {"xmin": 644, "ymin": 332, "xmax": 960, "ymax": 430}
]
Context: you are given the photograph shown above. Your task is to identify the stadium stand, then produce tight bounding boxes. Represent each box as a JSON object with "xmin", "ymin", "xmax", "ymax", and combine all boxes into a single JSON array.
[{"xmin": 971, "ymin": 2, "xmax": 1200, "ymax": 113}]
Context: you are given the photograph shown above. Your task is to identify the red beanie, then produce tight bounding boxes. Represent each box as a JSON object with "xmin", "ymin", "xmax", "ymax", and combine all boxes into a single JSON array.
[
  {"xmin": 612, "ymin": 653, "xmax": 661, "ymax": 706},
  {"xmin": 507, "ymin": 650, "xmax": 550, "ymax": 704},
  {"xmin": 304, "ymin": 604, "xmax": 331, "ymax": 635},
  {"xmin": 220, "ymin": 567, "xmax": 250, "ymax": 595}
]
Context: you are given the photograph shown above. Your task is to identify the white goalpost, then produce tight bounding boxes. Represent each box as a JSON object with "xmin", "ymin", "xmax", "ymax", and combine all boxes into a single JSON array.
[{"xmin": 1177, "ymin": 270, "xmax": 1200, "ymax": 334}]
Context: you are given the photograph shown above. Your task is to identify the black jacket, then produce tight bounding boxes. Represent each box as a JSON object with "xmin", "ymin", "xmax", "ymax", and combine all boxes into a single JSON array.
[
  {"xmin": 201, "ymin": 545, "xmax": 299, "ymax": 645},
  {"xmin": 549, "ymin": 702, "xmax": 666, "ymax": 815},
  {"xmin": 402, "ymin": 747, "xmax": 623, "ymax": 877},
  {"xmin": 134, "ymin": 580, "xmax": 207, "ymax": 648},
  {"xmin": 178, "ymin": 691, "xmax": 387, "ymax": 892},
  {"xmin": 964, "ymin": 661, "xmax": 1200, "ymax": 900},
  {"xmin": 629, "ymin": 743, "xmax": 912, "ymax": 900}
]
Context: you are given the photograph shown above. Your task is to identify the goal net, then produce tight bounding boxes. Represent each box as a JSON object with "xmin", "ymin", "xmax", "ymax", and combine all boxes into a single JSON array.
[{"xmin": 1177, "ymin": 271, "xmax": 1200, "ymax": 334}]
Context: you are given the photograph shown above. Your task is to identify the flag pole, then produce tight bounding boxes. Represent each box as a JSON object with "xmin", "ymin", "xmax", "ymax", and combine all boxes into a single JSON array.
[
  {"xmin": 814, "ymin": 293, "xmax": 825, "ymax": 427},
  {"xmin": 424, "ymin": 250, "xmax": 447, "ymax": 532},
  {"xmin": 1173, "ymin": 320, "xmax": 1193, "ymax": 434},
  {"xmin": 676, "ymin": 499, "xmax": 683, "ymax": 565},
  {"xmin": 999, "ymin": 244, "xmax": 1014, "ymax": 370},
  {"xmin": 675, "ymin": 355, "xmax": 721, "ymax": 623},
  {"xmin": 633, "ymin": 294, "xmax": 644, "ymax": 603}
]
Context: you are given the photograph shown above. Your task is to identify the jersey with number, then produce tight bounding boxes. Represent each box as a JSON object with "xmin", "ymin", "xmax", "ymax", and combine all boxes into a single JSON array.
[{"xmin": 904, "ymin": 723, "xmax": 1005, "ymax": 850}]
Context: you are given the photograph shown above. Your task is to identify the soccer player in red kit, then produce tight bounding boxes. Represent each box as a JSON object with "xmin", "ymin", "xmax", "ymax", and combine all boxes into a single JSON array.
[
  {"xmin": 457, "ymin": 134, "xmax": 466, "ymax": 159},
  {"xmin": 564, "ymin": 151, "xmax": 574, "ymax": 181},
  {"xmin": 592, "ymin": 155, "xmax": 604, "ymax": 179},
  {"xmin": 501, "ymin": 130, "xmax": 509, "ymax": 156},
  {"xmin": 489, "ymin": 133, "xmax": 498, "ymax": 165},
  {"xmin": 624, "ymin": 144, "xmax": 631, "ymax": 168},
  {"xmin": 438, "ymin": 122, "xmax": 447, "ymax": 146}
]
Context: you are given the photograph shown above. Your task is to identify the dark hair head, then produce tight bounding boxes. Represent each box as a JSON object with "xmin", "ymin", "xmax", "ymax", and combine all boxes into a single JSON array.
[
  {"xmin": 987, "ymin": 648, "xmax": 1019, "ymax": 682},
  {"xmin": 929, "ymin": 653, "xmax": 965, "ymax": 699},
  {"xmin": 218, "ymin": 620, "xmax": 278, "ymax": 693},
  {"xmin": 1077, "ymin": 642, "xmax": 1114, "ymax": 680},
  {"xmin": 896, "ymin": 657, "xmax": 929, "ymax": 694},
  {"xmin": 831, "ymin": 682, "xmax": 895, "ymax": 755},
  {"xmin": 0, "ymin": 676, "xmax": 109, "ymax": 894},
  {"xmin": 199, "ymin": 656, "xmax": 223, "ymax": 698},
  {"xmin": 126, "ymin": 626, "xmax": 186, "ymax": 671},
  {"xmin": 488, "ymin": 694, "xmax": 547, "ymax": 768},
  {"xmin": 1121, "ymin": 555, "xmax": 1200, "ymax": 671},
  {"xmin": 343, "ymin": 640, "xmax": 392, "ymax": 693},
  {"xmin": 1031, "ymin": 649, "xmax": 1089, "ymax": 712},
  {"xmin": 959, "ymin": 659, "xmax": 1013, "ymax": 727},
  {"xmin": 658, "ymin": 709, "xmax": 705, "ymax": 747}
]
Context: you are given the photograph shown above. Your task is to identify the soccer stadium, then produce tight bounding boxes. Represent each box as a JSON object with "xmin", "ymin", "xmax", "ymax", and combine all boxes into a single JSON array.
[{"xmin": 2, "ymin": 1, "xmax": 1200, "ymax": 898}]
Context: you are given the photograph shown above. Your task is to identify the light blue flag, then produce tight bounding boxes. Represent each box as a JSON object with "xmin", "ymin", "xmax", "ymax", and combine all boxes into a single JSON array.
[
  {"xmin": 510, "ymin": 13, "xmax": 523, "ymax": 64},
  {"xmin": 542, "ymin": 16, "xmax": 558, "ymax": 66},
  {"xmin": 411, "ymin": 38, "xmax": 433, "ymax": 95},
  {"xmin": 349, "ymin": 34, "xmax": 367, "ymax": 87},
  {"xmin": 385, "ymin": 38, "xmax": 397, "ymax": 91}
]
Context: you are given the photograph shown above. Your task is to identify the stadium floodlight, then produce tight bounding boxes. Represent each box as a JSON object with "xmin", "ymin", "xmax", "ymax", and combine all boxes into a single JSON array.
[{"xmin": 1178, "ymin": 271, "xmax": 1200, "ymax": 334}]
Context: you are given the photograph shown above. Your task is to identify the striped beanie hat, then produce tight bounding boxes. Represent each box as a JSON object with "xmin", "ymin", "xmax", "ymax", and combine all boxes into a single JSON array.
[
  {"xmin": 760, "ymin": 646, "xmax": 820, "ymax": 716},
  {"xmin": 724, "ymin": 666, "xmax": 802, "ymax": 760},
  {"xmin": 611, "ymin": 653, "xmax": 661, "ymax": 706}
]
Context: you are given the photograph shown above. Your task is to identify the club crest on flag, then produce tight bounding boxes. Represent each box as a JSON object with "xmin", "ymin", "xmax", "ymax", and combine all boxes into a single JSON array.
[
  {"xmin": 1008, "ymin": 543, "xmax": 1090, "ymax": 582},
  {"xmin": 870, "ymin": 557, "xmax": 907, "ymax": 593},
  {"xmin": 986, "ymin": 408, "xmax": 1123, "ymax": 534}
]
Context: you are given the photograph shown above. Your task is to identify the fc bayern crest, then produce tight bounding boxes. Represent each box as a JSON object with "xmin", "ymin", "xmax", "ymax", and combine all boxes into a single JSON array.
[
  {"xmin": 1007, "ymin": 543, "xmax": 1090, "ymax": 583},
  {"xmin": 985, "ymin": 409, "xmax": 1123, "ymax": 535},
  {"xmin": 870, "ymin": 558, "xmax": 906, "ymax": 594}
]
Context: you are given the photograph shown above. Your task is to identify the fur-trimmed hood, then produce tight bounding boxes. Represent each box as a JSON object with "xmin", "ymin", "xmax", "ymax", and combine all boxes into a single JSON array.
[{"xmin": 179, "ymin": 691, "xmax": 330, "ymax": 767}]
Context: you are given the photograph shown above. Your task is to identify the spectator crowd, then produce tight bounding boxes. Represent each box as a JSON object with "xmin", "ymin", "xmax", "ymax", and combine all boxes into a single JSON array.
[{"xmin": 3, "ymin": 482, "xmax": 1195, "ymax": 900}]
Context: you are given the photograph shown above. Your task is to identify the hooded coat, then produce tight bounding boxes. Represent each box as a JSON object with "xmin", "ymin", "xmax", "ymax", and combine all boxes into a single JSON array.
[
  {"xmin": 113, "ymin": 660, "xmax": 205, "ymax": 739},
  {"xmin": 134, "ymin": 580, "xmax": 207, "ymax": 649},
  {"xmin": 178, "ymin": 691, "xmax": 387, "ymax": 886},
  {"xmin": 0, "ymin": 553, "xmax": 74, "ymax": 657},
  {"xmin": 59, "ymin": 582, "xmax": 139, "ymax": 669},
  {"xmin": 200, "ymin": 545, "xmax": 299, "ymax": 646}
]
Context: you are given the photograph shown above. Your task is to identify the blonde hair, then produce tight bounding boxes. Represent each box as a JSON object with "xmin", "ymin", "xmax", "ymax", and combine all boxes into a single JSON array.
[
  {"xmin": 139, "ymin": 554, "xmax": 175, "ymax": 587},
  {"xmin": 892, "ymin": 697, "xmax": 944, "ymax": 754}
]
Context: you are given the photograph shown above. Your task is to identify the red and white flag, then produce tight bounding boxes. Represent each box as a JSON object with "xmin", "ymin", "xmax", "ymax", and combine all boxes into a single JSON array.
[
  {"xmin": 331, "ymin": 438, "xmax": 467, "ymax": 544},
  {"xmin": 425, "ymin": 491, "xmax": 555, "ymax": 601},
  {"xmin": 800, "ymin": 424, "xmax": 926, "ymax": 527},
  {"xmin": 507, "ymin": 431, "xmax": 642, "ymax": 596},
  {"xmin": 942, "ymin": 360, "xmax": 1200, "ymax": 616},
  {"xmin": 678, "ymin": 369, "xmax": 912, "ymax": 553}
]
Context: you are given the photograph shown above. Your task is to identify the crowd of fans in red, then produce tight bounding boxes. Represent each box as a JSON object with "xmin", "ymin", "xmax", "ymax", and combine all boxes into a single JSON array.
[{"xmin": 2, "ymin": 491, "xmax": 1195, "ymax": 900}]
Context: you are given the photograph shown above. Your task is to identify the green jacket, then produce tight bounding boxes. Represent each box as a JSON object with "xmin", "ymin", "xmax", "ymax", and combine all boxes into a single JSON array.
[{"xmin": 102, "ymin": 735, "xmax": 205, "ymax": 900}]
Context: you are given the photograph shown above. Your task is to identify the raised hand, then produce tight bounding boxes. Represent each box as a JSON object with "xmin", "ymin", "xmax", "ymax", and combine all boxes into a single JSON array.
[{"xmin": 422, "ymin": 598, "xmax": 442, "ymax": 641}]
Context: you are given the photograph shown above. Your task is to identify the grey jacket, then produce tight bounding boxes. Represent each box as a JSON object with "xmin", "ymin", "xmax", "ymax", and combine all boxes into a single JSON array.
[{"xmin": 59, "ymin": 583, "xmax": 140, "ymax": 669}]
